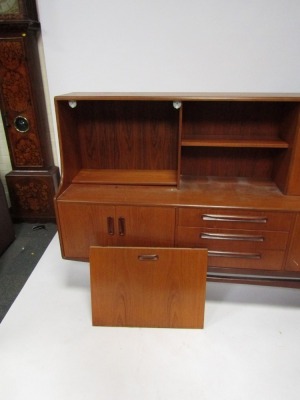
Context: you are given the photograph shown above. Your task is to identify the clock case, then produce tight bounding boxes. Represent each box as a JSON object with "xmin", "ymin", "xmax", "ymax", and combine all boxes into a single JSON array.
[
  {"xmin": 0, "ymin": 0, "xmax": 60, "ymax": 220},
  {"xmin": 0, "ymin": 0, "xmax": 38, "ymax": 22}
]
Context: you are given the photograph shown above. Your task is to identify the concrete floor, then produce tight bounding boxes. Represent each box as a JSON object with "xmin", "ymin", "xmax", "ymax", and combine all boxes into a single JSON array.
[
  {"xmin": 0, "ymin": 233, "xmax": 300, "ymax": 400},
  {"xmin": 0, "ymin": 222, "xmax": 57, "ymax": 322}
]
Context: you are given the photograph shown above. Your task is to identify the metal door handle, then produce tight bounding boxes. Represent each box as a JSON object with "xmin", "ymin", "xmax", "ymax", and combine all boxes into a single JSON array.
[
  {"xmin": 202, "ymin": 214, "xmax": 268, "ymax": 224},
  {"xmin": 208, "ymin": 250, "xmax": 261, "ymax": 259},
  {"xmin": 200, "ymin": 232, "xmax": 264, "ymax": 242}
]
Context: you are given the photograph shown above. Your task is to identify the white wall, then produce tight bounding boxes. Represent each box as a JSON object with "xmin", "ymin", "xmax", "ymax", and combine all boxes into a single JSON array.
[
  {"xmin": 35, "ymin": 0, "xmax": 300, "ymax": 166},
  {"xmin": 37, "ymin": 0, "xmax": 300, "ymax": 96},
  {"xmin": 1, "ymin": 0, "xmax": 300, "ymax": 184}
]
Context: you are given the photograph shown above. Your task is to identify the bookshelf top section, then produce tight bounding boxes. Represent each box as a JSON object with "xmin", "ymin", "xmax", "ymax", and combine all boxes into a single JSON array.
[{"xmin": 55, "ymin": 92, "xmax": 300, "ymax": 102}]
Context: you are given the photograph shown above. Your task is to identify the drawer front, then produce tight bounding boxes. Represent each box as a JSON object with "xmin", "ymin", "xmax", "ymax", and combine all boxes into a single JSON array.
[
  {"xmin": 176, "ymin": 227, "xmax": 289, "ymax": 252},
  {"xmin": 207, "ymin": 249, "xmax": 285, "ymax": 270},
  {"xmin": 178, "ymin": 208, "xmax": 293, "ymax": 231}
]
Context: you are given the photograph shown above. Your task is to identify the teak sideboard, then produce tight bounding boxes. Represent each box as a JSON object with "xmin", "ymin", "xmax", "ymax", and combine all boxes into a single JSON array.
[{"xmin": 54, "ymin": 93, "xmax": 300, "ymax": 287}]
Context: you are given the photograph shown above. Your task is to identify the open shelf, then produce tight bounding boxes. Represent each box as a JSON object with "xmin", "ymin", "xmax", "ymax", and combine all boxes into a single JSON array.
[
  {"xmin": 181, "ymin": 137, "xmax": 289, "ymax": 148},
  {"xmin": 180, "ymin": 146, "xmax": 284, "ymax": 181},
  {"xmin": 72, "ymin": 169, "xmax": 178, "ymax": 186},
  {"xmin": 58, "ymin": 176, "xmax": 300, "ymax": 211}
]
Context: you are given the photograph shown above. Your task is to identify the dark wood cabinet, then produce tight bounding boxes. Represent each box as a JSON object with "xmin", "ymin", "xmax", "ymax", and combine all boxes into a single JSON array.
[
  {"xmin": 0, "ymin": 1, "xmax": 59, "ymax": 220},
  {"xmin": 54, "ymin": 93, "xmax": 300, "ymax": 287}
]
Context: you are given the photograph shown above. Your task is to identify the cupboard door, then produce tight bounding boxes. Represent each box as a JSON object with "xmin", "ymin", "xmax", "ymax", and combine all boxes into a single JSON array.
[
  {"xmin": 286, "ymin": 214, "xmax": 300, "ymax": 271},
  {"xmin": 57, "ymin": 203, "xmax": 115, "ymax": 259},
  {"xmin": 116, "ymin": 206, "xmax": 175, "ymax": 247},
  {"xmin": 90, "ymin": 246, "xmax": 207, "ymax": 328}
]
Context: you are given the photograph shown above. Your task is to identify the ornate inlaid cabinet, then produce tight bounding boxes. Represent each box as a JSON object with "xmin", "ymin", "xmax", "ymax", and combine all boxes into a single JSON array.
[
  {"xmin": 0, "ymin": 0, "xmax": 59, "ymax": 220},
  {"xmin": 54, "ymin": 93, "xmax": 300, "ymax": 287}
]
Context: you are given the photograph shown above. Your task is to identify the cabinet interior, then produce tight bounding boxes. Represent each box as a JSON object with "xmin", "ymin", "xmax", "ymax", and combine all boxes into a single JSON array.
[
  {"xmin": 56, "ymin": 96, "xmax": 300, "ymax": 194},
  {"xmin": 57, "ymin": 100, "xmax": 179, "ymax": 186},
  {"xmin": 180, "ymin": 101, "xmax": 298, "ymax": 189}
]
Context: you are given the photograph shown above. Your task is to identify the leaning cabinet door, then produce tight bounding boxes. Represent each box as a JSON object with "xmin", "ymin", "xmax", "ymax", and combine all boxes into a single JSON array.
[
  {"xmin": 116, "ymin": 206, "xmax": 175, "ymax": 247},
  {"xmin": 57, "ymin": 203, "xmax": 115, "ymax": 259},
  {"xmin": 90, "ymin": 246, "xmax": 207, "ymax": 328}
]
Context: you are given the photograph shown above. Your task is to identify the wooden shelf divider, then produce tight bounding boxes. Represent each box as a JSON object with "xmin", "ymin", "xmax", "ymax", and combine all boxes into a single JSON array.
[{"xmin": 181, "ymin": 137, "xmax": 289, "ymax": 148}]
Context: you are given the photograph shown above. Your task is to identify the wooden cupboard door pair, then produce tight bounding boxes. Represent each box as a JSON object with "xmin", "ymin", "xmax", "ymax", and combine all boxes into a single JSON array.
[
  {"xmin": 90, "ymin": 247, "xmax": 207, "ymax": 328},
  {"xmin": 57, "ymin": 203, "xmax": 175, "ymax": 259}
]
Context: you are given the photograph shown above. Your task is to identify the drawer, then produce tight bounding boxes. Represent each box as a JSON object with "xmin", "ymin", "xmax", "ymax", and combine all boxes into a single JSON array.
[
  {"xmin": 207, "ymin": 249, "xmax": 285, "ymax": 271},
  {"xmin": 177, "ymin": 208, "xmax": 294, "ymax": 231},
  {"xmin": 176, "ymin": 227, "xmax": 289, "ymax": 251}
]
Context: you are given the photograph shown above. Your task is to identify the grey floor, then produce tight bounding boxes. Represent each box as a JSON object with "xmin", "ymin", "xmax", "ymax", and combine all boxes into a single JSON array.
[
  {"xmin": 1, "ymin": 233, "xmax": 300, "ymax": 399},
  {"xmin": 0, "ymin": 222, "xmax": 57, "ymax": 323}
]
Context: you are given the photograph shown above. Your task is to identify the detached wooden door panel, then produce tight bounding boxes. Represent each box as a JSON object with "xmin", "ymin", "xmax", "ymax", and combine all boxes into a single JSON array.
[
  {"xmin": 116, "ymin": 206, "xmax": 175, "ymax": 247},
  {"xmin": 90, "ymin": 246, "xmax": 207, "ymax": 328},
  {"xmin": 57, "ymin": 203, "xmax": 115, "ymax": 259}
]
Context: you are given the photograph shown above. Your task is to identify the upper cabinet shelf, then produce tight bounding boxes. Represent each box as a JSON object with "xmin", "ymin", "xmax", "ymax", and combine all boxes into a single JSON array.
[
  {"xmin": 181, "ymin": 100, "xmax": 296, "ymax": 142},
  {"xmin": 54, "ymin": 93, "xmax": 300, "ymax": 196},
  {"xmin": 181, "ymin": 137, "xmax": 289, "ymax": 148}
]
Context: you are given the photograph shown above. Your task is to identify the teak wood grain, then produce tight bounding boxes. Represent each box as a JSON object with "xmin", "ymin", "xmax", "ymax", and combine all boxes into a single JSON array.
[
  {"xmin": 181, "ymin": 138, "xmax": 289, "ymax": 148},
  {"xmin": 77, "ymin": 101, "xmax": 178, "ymax": 171},
  {"xmin": 58, "ymin": 203, "xmax": 175, "ymax": 259},
  {"xmin": 54, "ymin": 93, "xmax": 300, "ymax": 287},
  {"xmin": 90, "ymin": 247, "xmax": 207, "ymax": 328},
  {"xmin": 72, "ymin": 169, "xmax": 177, "ymax": 185}
]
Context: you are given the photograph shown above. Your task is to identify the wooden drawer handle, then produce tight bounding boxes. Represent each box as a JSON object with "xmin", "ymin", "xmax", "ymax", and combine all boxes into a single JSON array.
[
  {"xmin": 208, "ymin": 250, "xmax": 261, "ymax": 259},
  {"xmin": 202, "ymin": 214, "xmax": 268, "ymax": 224},
  {"xmin": 200, "ymin": 232, "xmax": 264, "ymax": 242},
  {"xmin": 107, "ymin": 217, "xmax": 114, "ymax": 235},
  {"xmin": 118, "ymin": 217, "xmax": 126, "ymax": 236},
  {"xmin": 138, "ymin": 254, "xmax": 159, "ymax": 261}
]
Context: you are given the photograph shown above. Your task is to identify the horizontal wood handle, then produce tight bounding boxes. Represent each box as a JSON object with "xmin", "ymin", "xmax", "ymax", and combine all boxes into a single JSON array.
[
  {"xmin": 200, "ymin": 232, "xmax": 264, "ymax": 242},
  {"xmin": 138, "ymin": 254, "xmax": 159, "ymax": 261},
  {"xmin": 202, "ymin": 214, "xmax": 268, "ymax": 224},
  {"xmin": 208, "ymin": 250, "xmax": 261, "ymax": 259}
]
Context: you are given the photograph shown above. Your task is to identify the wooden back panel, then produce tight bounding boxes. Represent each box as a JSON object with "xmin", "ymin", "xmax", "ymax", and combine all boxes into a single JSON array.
[{"xmin": 77, "ymin": 101, "xmax": 179, "ymax": 170}]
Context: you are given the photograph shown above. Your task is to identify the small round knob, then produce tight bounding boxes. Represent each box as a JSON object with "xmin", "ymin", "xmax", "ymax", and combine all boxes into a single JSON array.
[
  {"xmin": 173, "ymin": 101, "xmax": 182, "ymax": 110},
  {"xmin": 68, "ymin": 100, "xmax": 77, "ymax": 108}
]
